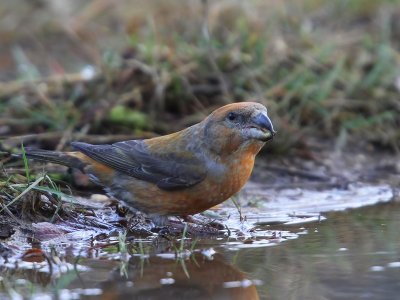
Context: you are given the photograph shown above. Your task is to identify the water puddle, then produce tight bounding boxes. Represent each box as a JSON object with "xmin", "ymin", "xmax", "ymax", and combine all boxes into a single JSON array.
[{"xmin": 0, "ymin": 181, "xmax": 397, "ymax": 299}]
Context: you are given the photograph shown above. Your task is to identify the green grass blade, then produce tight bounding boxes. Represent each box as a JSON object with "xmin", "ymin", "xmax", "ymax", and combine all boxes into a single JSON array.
[
  {"xmin": 20, "ymin": 143, "xmax": 30, "ymax": 183},
  {"xmin": 0, "ymin": 176, "xmax": 44, "ymax": 213}
]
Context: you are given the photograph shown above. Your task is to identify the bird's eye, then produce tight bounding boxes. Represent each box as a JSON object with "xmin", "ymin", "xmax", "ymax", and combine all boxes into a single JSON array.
[{"xmin": 227, "ymin": 112, "xmax": 237, "ymax": 121}]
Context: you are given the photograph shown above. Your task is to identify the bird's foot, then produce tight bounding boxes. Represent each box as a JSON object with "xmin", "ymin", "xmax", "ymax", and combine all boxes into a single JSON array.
[
  {"xmin": 125, "ymin": 212, "xmax": 155, "ymax": 236},
  {"xmin": 182, "ymin": 214, "xmax": 225, "ymax": 230},
  {"xmin": 157, "ymin": 215, "xmax": 226, "ymax": 236}
]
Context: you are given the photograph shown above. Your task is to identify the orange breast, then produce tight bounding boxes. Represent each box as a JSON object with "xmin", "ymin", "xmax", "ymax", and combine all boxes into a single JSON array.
[{"xmin": 122, "ymin": 150, "xmax": 257, "ymax": 216}]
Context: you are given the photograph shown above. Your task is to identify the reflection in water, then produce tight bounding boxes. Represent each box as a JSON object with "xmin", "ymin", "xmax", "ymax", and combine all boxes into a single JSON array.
[{"xmin": 84, "ymin": 253, "xmax": 259, "ymax": 300}]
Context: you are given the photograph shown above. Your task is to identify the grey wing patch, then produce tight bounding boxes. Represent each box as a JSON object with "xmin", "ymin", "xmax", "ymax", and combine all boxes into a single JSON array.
[{"xmin": 71, "ymin": 140, "xmax": 206, "ymax": 190}]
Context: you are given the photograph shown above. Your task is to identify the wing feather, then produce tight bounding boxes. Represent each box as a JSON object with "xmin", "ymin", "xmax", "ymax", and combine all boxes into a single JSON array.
[{"xmin": 71, "ymin": 141, "xmax": 206, "ymax": 190}]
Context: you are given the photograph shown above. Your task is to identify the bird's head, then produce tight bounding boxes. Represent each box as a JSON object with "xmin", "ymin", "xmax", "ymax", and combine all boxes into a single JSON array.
[{"xmin": 202, "ymin": 102, "xmax": 276, "ymax": 155}]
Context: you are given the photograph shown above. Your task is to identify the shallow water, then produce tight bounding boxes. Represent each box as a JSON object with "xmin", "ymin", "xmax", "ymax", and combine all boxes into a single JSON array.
[
  {"xmin": 0, "ymin": 183, "xmax": 399, "ymax": 300},
  {"xmin": 237, "ymin": 202, "xmax": 400, "ymax": 300}
]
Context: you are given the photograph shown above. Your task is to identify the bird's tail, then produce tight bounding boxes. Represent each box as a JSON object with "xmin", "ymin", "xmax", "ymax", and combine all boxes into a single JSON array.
[{"xmin": 19, "ymin": 148, "xmax": 86, "ymax": 170}]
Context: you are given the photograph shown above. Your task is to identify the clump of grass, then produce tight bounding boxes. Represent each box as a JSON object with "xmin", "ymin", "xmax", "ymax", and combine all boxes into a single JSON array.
[{"xmin": 0, "ymin": 146, "xmax": 73, "ymax": 223}]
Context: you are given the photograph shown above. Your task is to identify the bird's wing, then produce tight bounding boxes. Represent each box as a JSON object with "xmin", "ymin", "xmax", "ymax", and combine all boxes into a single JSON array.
[{"xmin": 71, "ymin": 140, "xmax": 207, "ymax": 190}]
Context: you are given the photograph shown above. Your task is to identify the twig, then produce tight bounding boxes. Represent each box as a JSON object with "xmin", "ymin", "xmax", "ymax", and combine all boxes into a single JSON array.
[{"xmin": 0, "ymin": 203, "xmax": 24, "ymax": 225}]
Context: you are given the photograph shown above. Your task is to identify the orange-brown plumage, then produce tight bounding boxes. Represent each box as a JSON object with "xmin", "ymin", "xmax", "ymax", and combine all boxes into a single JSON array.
[{"xmin": 25, "ymin": 102, "xmax": 275, "ymax": 217}]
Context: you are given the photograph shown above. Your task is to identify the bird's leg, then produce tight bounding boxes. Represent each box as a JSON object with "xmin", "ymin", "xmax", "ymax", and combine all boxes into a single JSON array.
[
  {"xmin": 182, "ymin": 215, "xmax": 225, "ymax": 231},
  {"xmin": 144, "ymin": 215, "xmax": 226, "ymax": 236}
]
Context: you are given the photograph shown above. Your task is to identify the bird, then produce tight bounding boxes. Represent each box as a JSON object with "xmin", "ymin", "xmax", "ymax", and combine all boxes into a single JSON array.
[{"xmin": 24, "ymin": 102, "xmax": 275, "ymax": 220}]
